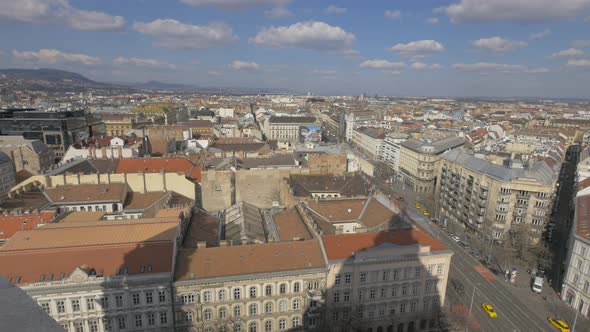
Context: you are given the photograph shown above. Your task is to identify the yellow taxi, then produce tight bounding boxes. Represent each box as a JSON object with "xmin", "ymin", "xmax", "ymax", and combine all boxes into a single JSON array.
[
  {"xmin": 415, "ymin": 203, "xmax": 421, "ymax": 209},
  {"xmin": 422, "ymin": 210, "xmax": 430, "ymax": 216},
  {"xmin": 548, "ymin": 317, "xmax": 570, "ymax": 332},
  {"xmin": 481, "ymin": 303, "xmax": 497, "ymax": 318}
]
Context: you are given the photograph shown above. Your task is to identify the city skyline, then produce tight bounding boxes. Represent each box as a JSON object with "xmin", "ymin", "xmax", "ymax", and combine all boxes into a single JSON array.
[{"xmin": 1, "ymin": 0, "xmax": 590, "ymax": 98}]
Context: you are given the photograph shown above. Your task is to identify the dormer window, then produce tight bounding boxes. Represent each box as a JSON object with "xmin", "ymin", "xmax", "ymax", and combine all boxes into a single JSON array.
[{"xmin": 39, "ymin": 274, "xmax": 45, "ymax": 282}]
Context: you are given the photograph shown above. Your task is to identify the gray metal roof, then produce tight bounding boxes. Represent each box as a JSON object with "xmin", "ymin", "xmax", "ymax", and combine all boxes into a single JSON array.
[
  {"xmin": 224, "ymin": 201, "xmax": 267, "ymax": 245},
  {"xmin": 401, "ymin": 136, "xmax": 465, "ymax": 154},
  {"xmin": 441, "ymin": 149, "xmax": 556, "ymax": 185}
]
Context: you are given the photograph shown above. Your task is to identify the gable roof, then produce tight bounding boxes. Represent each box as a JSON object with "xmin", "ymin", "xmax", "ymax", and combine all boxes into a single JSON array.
[
  {"xmin": 273, "ymin": 208, "xmax": 313, "ymax": 242},
  {"xmin": 115, "ymin": 157, "xmax": 202, "ymax": 181}
]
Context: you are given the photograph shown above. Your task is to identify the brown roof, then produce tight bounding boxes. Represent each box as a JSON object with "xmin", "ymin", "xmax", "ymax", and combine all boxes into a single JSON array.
[
  {"xmin": 124, "ymin": 191, "xmax": 167, "ymax": 210},
  {"xmin": 307, "ymin": 199, "xmax": 367, "ymax": 222},
  {"xmin": 40, "ymin": 217, "xmax": 180, "ymax": 229},
  {"xmin": 115, "ymin": 158, "xmax": 202, "ymax": 181},
  {"xmin": 44, "ymin": 183, "xmax": 127, "ymax": 204},
  {"xmin": 175, "ymin": 240, "xmax": 325, "ymax": 281},
  {"xmin": 0, "ymin": 221, "xmax": 178, "ymax": 251},
  {"xmin": 322, "ymin": 230, "xmax": 449, "ymax": 260},
  {"xmin": 360, "ymin": 198, "xmax": 397, "ymax": 229},
  {"xmin": 273, "ymin": 208, "xmax": 313, "ymax": 241},
  {"xmin": 58, "ymin": 211, "xmax": 105, "ymax": 223},
  {"xmin": 578, "ymin": 178, "xmax": 590, "ymax": 192},
  {"xmin": 183, "ymin": 211, "xmax": 220, "ymax": 248}
]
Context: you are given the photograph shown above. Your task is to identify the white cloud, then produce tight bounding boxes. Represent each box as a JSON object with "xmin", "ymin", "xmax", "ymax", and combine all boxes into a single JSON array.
[
  {"xmin": 550, "ymin": 48, "xmax": 584, "ymax": 59},
  {"xmin": 12, "ymin": 48, "xmax": 101, "ymax": 66},
  {"xmin": 529, "ymin": 29, "xmax": 550, "ymax": 39},
  {"xmin": 384, "ymin": 70, "xmax": 401, "ymax": 75},
  {"xmin": 326, "ymin": 5, "xmax": 347, "ymax": 14},
  {"xmin": 311, "ymin": 69, "xmax": 337, "ymax": 75},
  {"xmin": 229, "ymin": 60, "xmax": 260, "ymax": 70},
  {"xmin": 411, "ymin": 62, "xmax": 443, "ymax": 70},
  {"xmin": 443, "ymin": 0, "xmax": 590, "ymax": 23},
  {"xmin": 113, "ymin": 56, "xmax": 176, "ymax": 69},
  {"xmin": 426, "ymin": 17, "xmax": 440, "ymax": 24},
  {"xmin": 133, "ymin": 19, "xmax": 237, "ymax": 49},
  {"xmin": 566, "ymin": 59, "xmax": 590, "ymax": 67},
  {"xmin": 0, "ymin": 0, "xmax": 125, "ymax": 31},
  {"xmin": 208, "ymin": 70, "xmax": 222, "ymax": 76},
  {"xmin": 573, "ymin": 40, "xmax": 590, "ymax": 48},
  {"xmin": 388, "ymin": 40, "xmax": 444, "ymax": 57},
  {"xmin": 250, "ymin": 21, "xmax": 355, "ymax": 51},
  {"xmin": 471, "ymin": 36, "xmax": 527, "ymax": 53},
  {"xmin": 384, "ymin": 10, "xmax": 401, "ymax": 20},
  {"xmin": 453, "ymin": 62, "xmax": 549, "ymax": 73},
  {"xmin": 359, "ymin": 60, "xmax": 406, "ymax": 69},
  {"xmin": 180, "ymin": 0, "xmax": 289, "ymax": 9},
  {"xmin": 265, "ymin": 6, "xmax": 291, "ymax": 19}
]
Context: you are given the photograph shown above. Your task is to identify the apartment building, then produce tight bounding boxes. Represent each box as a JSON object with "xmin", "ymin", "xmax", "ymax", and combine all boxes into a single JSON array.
[
  {"xmin": 435, "ymin": 149, "xmax": 557, "ymax": 242},
  {"xmin": 0, "ymin": 135, "xmax": 55, "ymax": 174},
  {"xmin": 263, "ymin": 116, "xmax": 317, "ymax": 143},
  {"xmin": 351, "ymin": 127, "xmax": 386, "ymax": 160},
  {"xmin": 380, "ymin": 133, "xmax": 409, "ymax": 174},
  {"xmin": 399, "ymin": 137, "xmax": 465, "ymax": 193},
  {"xmin": 562, "ymin": 188, "xmax": 590, "ymax": 317},
  {"xmin": 345, "ymin": 111, "xmax": 379, "ymax": 142},
  {"xmin": 322, "ymin": 231, "xmax": 453, "ymax": 332},
  {"xmin": 0, "ymin": 151, "xmax": 16, "ymax": 194},
  {"xmin": 173, "ymin": 240, "xmax": 328, "ymax": 332}
]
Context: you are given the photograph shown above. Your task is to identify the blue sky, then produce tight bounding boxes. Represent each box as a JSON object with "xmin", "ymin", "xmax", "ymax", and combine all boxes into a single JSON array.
[{"xmin": 1, "ymin": 0, "xmax": 590, "ymax": 98}]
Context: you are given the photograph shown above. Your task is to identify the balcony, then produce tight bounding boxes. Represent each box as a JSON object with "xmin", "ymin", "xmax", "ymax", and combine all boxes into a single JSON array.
[{"xmin": 479, "ymin": 191, "xmax": 488, "ymax": 199}]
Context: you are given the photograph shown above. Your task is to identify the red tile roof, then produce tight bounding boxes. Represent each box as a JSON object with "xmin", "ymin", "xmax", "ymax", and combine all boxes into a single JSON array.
[
  {"xmin": 322, "ymin": 230, "xmax": 449, "ymax": 260},
  {"xmin": 115, "ymin": 157, "xmax": 202, "ymax": 181},
  {"xmin": 273, "ymin": 208, "xmax": 313, "ymax": 241},
  {"xmin": 0, "ymin": 211, "xmax": 55, "ymax": 241}
]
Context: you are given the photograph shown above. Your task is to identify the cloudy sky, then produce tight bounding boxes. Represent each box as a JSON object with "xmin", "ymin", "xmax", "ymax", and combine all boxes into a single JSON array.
[{"xmin": 1, "ymin": 0, "xmax": 590, "ymax": 98}]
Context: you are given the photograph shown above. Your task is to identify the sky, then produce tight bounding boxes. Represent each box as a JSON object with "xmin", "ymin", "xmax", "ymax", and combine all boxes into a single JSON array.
[{"xmin": 1, "ymin": 0, "xmax": 590, "ymax": 98}]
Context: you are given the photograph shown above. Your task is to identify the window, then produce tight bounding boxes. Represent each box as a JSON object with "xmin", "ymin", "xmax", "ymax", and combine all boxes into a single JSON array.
[
  {"xmin": 72, "ymin": 299, "xmax": 80, "ymax": 312},
  {"xmin": 279, "ymin": 283, "xmax": 287, "ymax": 294},
  {"xmin": 335, "ymin": 275, "xmax": 342, "ymax": 285},
  {"xmin": 265, "ymin": 321, "xmax": 272, "ymax": 332},
  {"xmin": 410, "ymin": 300, "xmax": 417, "ymax": 312},
  {"xmin": 293, "ymin": 299, "xmax": 300, "ymax": 310},
  {"xmin": 581, "ymin": 245, "xmax": 587, "ymax": 257},
  {"xmin": 219, "ymin": 289, "xmax": 226, "ymax": 301},
  {"xmin": 279, "ymin": 319, "xmax": 286, "ymax": 330},
  {"xmin": 265, "ymin": 285, "xmax": 272, "ymax": 296},
  {"xmin": 160, "ymin": 312, "xmax": 168, "ymax": 325},
  {"xmin": 344, "ymin": 274, "xmax": 351, "ymax": 284},
  {"xmin": 99, "ymin": 297, "xmax": 109, "ymax": 309},
  {"xmin": 291, "ymin": 317, "xmax": 300, "ymax": 328},
  {"xmin": 415, "ymin": 267, "xmax": 421, "ymax": 278},
  {"xmin": 219, "ymin": 307, "xmax": 227, "ymax": 319},
  {"xmin": 369, "ymin": 289, "xmax": 376, "ymax": 299},
  {"xmin": 264, "ymin": 302, "xmax": 273, "ymax": 313},
  {"xmin": 360, "ymin": 272, "xmax": 367, "ymax": 283},
  {"xmin": 89, "ymin": 320, "xmax": 98, "ymax": 332},
  {"xmin": 159, "ymin": 290, "xmax": 167, "ymax": 303},
  {"xmin": 574, "ymin": 274, "xmax": 580, "ymax": 284},
  {"xmin": 343, "ymin": 290, "xmax": 350, "ymax": 302},
  {"xmin": 86, "ymin": 298, "xmax": 95, "ymax": 311},
  {"xmin": 147, "ymin": 313, "xmax": 155, "ymax": 326},
  {"xmin": 358, "ymin": 290, "xmax": 364, "ymax": 301},
  {"xmin": 584, "ymin": 281, "xmax": 590, "ymax": 292},
  {"xmin": 117, "ymin": 317, "xmax": 126, "ymax": 330},
  {"xmin": 132, "ymin": 293, "xmax": 141, "ymax": 306},
  {"xmin": 204, "ymin": 308, "xmax": 213, "ymax": 320},
  {"xmin": 332, "ymin": 311, "xmax": 339, "ymax": 321},
  {"xmin": 393, "ymin": 269, "xmax": 399, "ymax": 280},
  {"xmin": 234, "ymin": 305, "xmax": 241, "ymax": 317},
  {"xmin": 400, "ymin": 303, "xmax": 406, "ymax": 313},
  {"xmin": 333, "ymin": 292, "xmax": 340, "ymax": 303},
  {"xmin": 234, "ymin": 288, "xmax": 241, "ymax": 300},
  {"xmin": 383, "ymin": 270, "xmax": 390, "ymax": 281},
  {"xmin": 279, "ymin": 300, "xmax": 287, "ymax": 312},
  {"xmin": 249, "ymin": 286, "xmax": 257, "ymax": 298},
  {"xmin": 146, "ymin": 292, "xmax": 153, "ymax": 304},
  {"xmin": 293, "ymin": 282, "xmax": 301, "ymax": 293},
  {"xmin": 249, "ymin": 322, "xmax": 257, "ymax": 332},
  {"xmin": 74, "ymin": 321, "xmax": 84, "ymax": 332},
  {"xmin": 427, "ymin": 265, "xmax": 433, "ymax": 274},
  {"xmin": 204, "ymin": 291, "xmax": 212, "ymax": 303},
  {"xmin": 249, "ymin": 303, "xmax": 258, "ymax": 316},
  {"xmin": 437, "ymin": 265, "xmax": 444, "ymax": 275},
  {"xmin": 423, "ymin": 297, "xmax": 430, "ymax": 310},
  {"xmin": 577, "ymin": 260, "xmax": 583, "ymax": 270},
  {"xmin": 115, "ymin": 294, "xmax": 124, "ymax": 307},
  {"xmin": 307, "ymin": 280, "xmax": 319, "ymax": 290},
  {"xmin": 402, "ymin": 285, "xmax": 408, "ymax": 296},
  {"xmin": 234, "ymin": 325, "xmax": 242, "ymax": 332},
  {"xmin": 135, "ymin": 314, "xmax": 143, "ymax": 328}
]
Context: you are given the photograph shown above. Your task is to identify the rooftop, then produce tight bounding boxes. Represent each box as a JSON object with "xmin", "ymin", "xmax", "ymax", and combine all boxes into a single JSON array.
[
  {"xmin": 44, "ymin": 183, "xmax": 128, "ymax": 204},
  {"xmin": 289, "ymin": 173, "xmax": 370, "ymax": 197},
  {"xmin": 575, "ymin": 194, "xmax": 590, "ymax": 243},
  {"xmin": 401, "ymin": 136, "xmax": 465, "ymax": 154},
  {"xmin": 175, "ymin": 239, "xmax": 325, "ymax": 281},
  {"xmin": 183, "ymin": 210, "xmax": 220, "ymax": 248},
  {"xmin": 273, "ymin": 208, "xmax": 313, "ymax": 242},
  {"xmin": 269, "ymin": 116, "xmax": 316, "ymax": 124},
  {"xmin": 115, "ymin": 157, "xmax": 201, "ymax": 181}
]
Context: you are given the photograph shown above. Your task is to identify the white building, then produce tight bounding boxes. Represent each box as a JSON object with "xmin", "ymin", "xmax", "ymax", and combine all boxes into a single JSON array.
[
  {"xmin": 351, "ymin": 127, "xmax": 386, "ymax": 160},
  {"xmin": 380, "ymin": 133, "xmax": 409, "ymax": 174},
  {"xmin": 216, "ymin": 108, "xmax": 235, "ymax": 118}
]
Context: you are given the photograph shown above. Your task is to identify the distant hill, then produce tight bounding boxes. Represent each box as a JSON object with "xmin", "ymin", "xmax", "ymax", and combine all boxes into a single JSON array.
[
  {"xmin": 132, "ymin": 80, "xmax": 197, "ymax": 91},
  {"xmin": 0, "ymin": 68, "xmax": 96, "ymax": 83}
]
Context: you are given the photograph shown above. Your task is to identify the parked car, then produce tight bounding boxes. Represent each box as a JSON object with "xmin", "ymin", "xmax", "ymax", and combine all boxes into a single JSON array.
[{"xmin": 451, "ymin": 235, "xmax": 461, "ymax": 242}]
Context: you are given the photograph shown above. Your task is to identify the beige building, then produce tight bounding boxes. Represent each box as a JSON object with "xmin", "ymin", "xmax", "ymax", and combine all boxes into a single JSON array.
[
  {"xmin": 263, "ymin": 116, "xmax": 317, "ymax": 143},
  {"xmin": 351, "ymin": 127, "xmax": 386, "ymax": 160},
  {"xmin": 0, "ymin": 136, "xmax": 55, "ymax": 174},
  {"xmin": 399, "ymin": 137, "xmax": 464, "ymax": 193},
  {"xmin": 322, "ymin": 231, "xmax": 452, "ymax": 332},
  {"xmin": 435, "ymin": 149, "xmax": 557, "ymax": 242},
  {"xmin": 174, "ymin": 240, "xmax": 328, "ymax": 332}
]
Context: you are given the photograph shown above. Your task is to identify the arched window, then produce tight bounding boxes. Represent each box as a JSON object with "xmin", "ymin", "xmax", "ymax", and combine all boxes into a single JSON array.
[
  {"xmin": 234, "ymin": 288, "xmax": 241, "ymax": 300},
  {"xmin": 234, "ymin": 324, "xmax": 242, "ymax": 332},
  {"xmin": 265, "ymin": 321, "xmax": 272, "ymax": 332},
  {"xmin": 203, "ymin": 291, "xmax": 212, "ymax": 303},
  {"xmin": 203, "ymin": 308, "xmax": 213, "ymax": 320},
  {"xmin": 205, "ymin": 327, "xmax": 213, "ymax": 332},
  {"xmin": 249, "ymin": 286, "xmax": 257, "ymax": 298},
  {"xmin": 249, "ymin": 303, "xmax": 258, "ymax": 316},
  {"xmin": 219, "ymin": 289, "xmax": 226, "ymax": 301},
  {"xmin": 293, "ymin": 282, "xmax": 300, "ymax": 293},
  {"xmin": 279, "ymin": 284, "xmax": 287, "ymax": 294},
  {"xmin": 279, "ymin": 319, "xmax": 286, "ymax": 330},
  {"xmin": 249, "ymin": 322, "xmax": 257, "ymax": 332},
  {"xmin": 233, "ymin": 305, "xmax": 241, "ymax": 317},
  {"xmin": 264, "ymin": 302, "xmax": 273, "ymax": 313},
  {"xmin": 293, "ymin": 299, "xmax": 300, "ymax": 311},
  {"xmin": 265, "ymin": 285, "xmax": 272, "ymax": 296},
  {"xmin": 292, "ymin": 317, "xmax": 300, "ymax": 328},
  {"xmin": 279, "ymin": 300, "xmax": 287, "ymax": 312},
  {"xmin": 219, "ymin": 307, "xmax": 227, "ymax": 319}
]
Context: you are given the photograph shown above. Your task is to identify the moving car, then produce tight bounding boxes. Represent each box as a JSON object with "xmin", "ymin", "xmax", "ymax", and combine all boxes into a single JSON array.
[
  {"xmin": 421, "ymin": 209, "xmax": 430, "ymax": 216},
  {"xmin": 451, "ymin": 235, "xmax": 461, "ymax": 242},
  {"xmin": 415, "ymin": 203, "xmax": 421, "ymax": 209},
  {"xmin": 547, "ymin": 317, "xmax": 570, "ymax": 332},
  {"xmin": 481, "ymin": 303, "xmax": 497, "ymax": 318}
]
